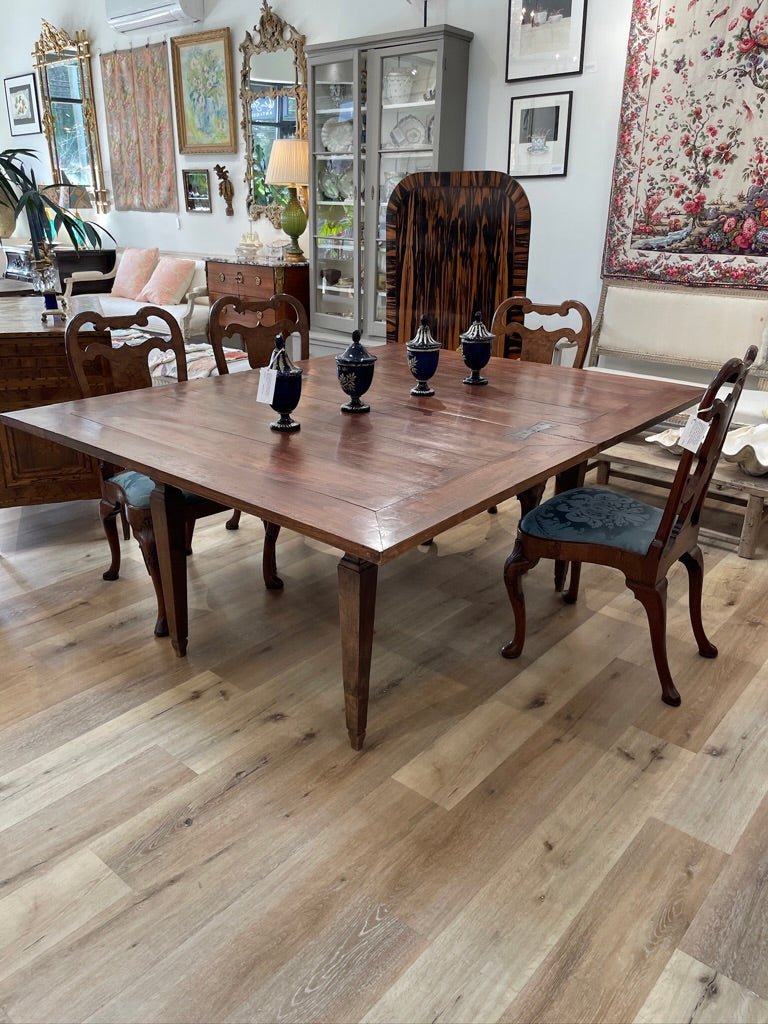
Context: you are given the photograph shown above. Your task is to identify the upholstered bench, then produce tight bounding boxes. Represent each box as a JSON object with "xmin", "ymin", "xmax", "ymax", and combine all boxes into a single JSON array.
[{"xmin": 587, "ymin": 279, "xmax": 768, "ymax": 556}]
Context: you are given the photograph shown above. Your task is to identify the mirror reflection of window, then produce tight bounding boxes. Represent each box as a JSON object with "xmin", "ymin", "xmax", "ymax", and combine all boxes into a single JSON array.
[{"xmin": 47, "ymin": 61, "xmax": 89, "ymax": 185}]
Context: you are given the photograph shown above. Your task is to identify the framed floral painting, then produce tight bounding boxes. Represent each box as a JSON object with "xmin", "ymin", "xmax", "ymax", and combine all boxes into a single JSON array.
[
  {"xmin": 170, "ymin": 28, "xmax": 236, "ymax": 154},
  {"xmin": 604, "ymin": 0, "xmax": 768, "ymax": 288}
]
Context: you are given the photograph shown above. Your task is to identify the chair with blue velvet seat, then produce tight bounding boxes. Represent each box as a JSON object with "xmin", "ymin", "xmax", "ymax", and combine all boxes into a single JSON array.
[
  {"xmin": 65, "ymin": 306, "xmax": 236, "ymax": 638},
  {"xmin": 501, "ymin": 347, "xmax": 757, "ymax": 707}
]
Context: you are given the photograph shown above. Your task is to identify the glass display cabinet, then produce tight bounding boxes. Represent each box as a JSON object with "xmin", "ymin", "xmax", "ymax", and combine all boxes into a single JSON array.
[{"xmin": 307, "ymin": 25, "xmax": 472, "ymax": 339}]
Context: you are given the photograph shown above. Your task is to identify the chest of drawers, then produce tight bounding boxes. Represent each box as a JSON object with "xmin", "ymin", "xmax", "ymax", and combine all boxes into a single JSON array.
[{"xmin": 205, "ymin": 260, "xmax": 310, "ymax": 329}]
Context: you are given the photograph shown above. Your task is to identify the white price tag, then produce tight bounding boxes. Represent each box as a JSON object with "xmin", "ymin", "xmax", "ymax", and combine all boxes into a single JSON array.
[
  {"xmin": 256, "ymin": 367, "xmax": 277, "ymax": 404},
  {"xmin": 678, "ymin": 414, "xmax": 708, "ymax": 453}
]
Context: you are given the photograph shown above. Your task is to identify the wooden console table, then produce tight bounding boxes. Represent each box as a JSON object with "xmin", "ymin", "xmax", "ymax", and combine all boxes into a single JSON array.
[
  {"xmin": 206, "ymin": 258, "xmax": 310, "ymax": 327},
  {"xmin": 0, "ymin": 296, "xmax": 101, "ymax": 507}
]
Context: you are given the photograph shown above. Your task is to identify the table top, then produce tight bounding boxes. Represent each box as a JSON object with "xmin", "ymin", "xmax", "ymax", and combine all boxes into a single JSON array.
[
  {"xmin": 0, "ymin": 294, "xmax": 63, "ymax": 336},
  {"xmin": 0, "ymin": 346, "xmax": 701, "ymax": 563}
]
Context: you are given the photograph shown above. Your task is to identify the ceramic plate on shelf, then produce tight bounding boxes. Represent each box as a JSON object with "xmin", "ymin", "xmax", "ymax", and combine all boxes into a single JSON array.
[
  {"xmin": 337, "ymin": 169, "xmax": 354, "ymax": 200},
  {"xmin": 389, "ymin": 114, "xmax": 426, "ymax": 148},
  {"xmin": 318, "ymin": 167, "xmax": 341, "ymax": 201},
  {"xmin": 321, "ymin": 117, "xmax": 354, "ymax": 153}
]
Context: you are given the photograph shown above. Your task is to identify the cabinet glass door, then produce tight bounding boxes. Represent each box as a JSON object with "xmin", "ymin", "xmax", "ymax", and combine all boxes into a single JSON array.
[
  {"xmin": 310, "ymin": 53, "xmax": 363, "ymax": 329},
  {"xmin": 366, "ymin": 46, "xmax": 438, "ymax": 336}
]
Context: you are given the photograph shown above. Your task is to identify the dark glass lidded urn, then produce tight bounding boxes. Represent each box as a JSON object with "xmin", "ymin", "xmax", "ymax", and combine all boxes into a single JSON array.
[
  {"xmin": 459, "ymin": 310, "xmax": 495, "ymax": 386},
  {"xmin": 336, "ymin": 329, "xmax": 377, "ymax": 413},
  {"xmin": 406, "ymin": 315, "xmax": 441, "ymax": 396},
  {"xmin": 268, "ymin": 333, "xmax": 302, "ymax": 432}
]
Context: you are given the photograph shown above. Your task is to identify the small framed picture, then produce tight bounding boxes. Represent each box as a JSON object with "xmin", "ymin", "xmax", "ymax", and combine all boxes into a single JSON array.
[
  {"xmin": 4, "ymin": 73, "xmax": 41, "ymax": 136},
  {"xmin": 506, "ymin": 0, "xmax": 588, "ymax": 82},
  {"xmin": 182, "ymin": 169, "xmax": 212, "ymax": 212},
  {"xmin": 508, "ymin": 91, "xmax": 572, "ymax": 178}
]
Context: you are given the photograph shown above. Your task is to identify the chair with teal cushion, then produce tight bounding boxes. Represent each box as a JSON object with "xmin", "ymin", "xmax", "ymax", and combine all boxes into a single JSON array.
[
  {"xmin": 65, "ymin": 306, "xmax": 237, "ymax": 637},
  {"xmin": 501, "ymin": 347, "xmax": 757, "ymax": 707}
]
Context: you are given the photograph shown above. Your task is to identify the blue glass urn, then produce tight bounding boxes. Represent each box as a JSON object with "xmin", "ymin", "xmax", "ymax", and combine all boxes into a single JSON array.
[
  {"xmin": 406, "ymin": 315, "xmax": 441, "ymax": 397},
  {"xmin": 459, "ymin": 310, "xmax": 495, "ymax": 386},
  {"xmin": 336, "ymin": 329, "xmax": 377, "ymax": 413},
  {"xmin": 268, "ymin": 333, "xmax": 302, "ymax": 432}
]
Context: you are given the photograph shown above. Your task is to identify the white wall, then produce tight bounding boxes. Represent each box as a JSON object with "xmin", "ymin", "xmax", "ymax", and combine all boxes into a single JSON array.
[{"xmin": 1, "ymin": 0, "xmax": 632, "ymax": 316}]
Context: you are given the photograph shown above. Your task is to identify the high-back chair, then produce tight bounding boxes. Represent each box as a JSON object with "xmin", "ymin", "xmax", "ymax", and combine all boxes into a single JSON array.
[
  {"xmin": 501, "ymin": 347, "xmax": 757, "ymax": 707},
  {"xmin": 65, "ymin": 305, "xmax": 237, "ymax": 637},
  {"xmin": 208, "ymin": 293, "xmax": 309, "ymax": 372},
  {"xmin": 490, "ymin": 296, "xmax": 592, "ymax": 365},
  {"xmin": 207, "ymin": 293, "xmax": 310, "ymax": 589},
  {"xmin": 485, "ymin": 297, "xmax": 592, "ymax": 520}
]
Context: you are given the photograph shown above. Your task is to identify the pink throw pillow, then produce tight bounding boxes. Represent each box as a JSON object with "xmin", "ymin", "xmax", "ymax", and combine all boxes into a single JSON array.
[
  {"xmin": 136, "ymin": 257, "xmax": 197, "ymax": 306},
  {"xmin": 111, "ymin": 247, "xmax": 159, "ymax": 299}
]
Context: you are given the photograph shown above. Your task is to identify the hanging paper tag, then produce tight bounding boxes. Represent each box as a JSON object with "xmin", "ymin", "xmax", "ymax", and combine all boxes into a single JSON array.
[
  {"xmin": 678, "ymin": 414, "xmax": 708, "ymax": 453},
  {"xmin": 257, "ymin": 367, "xmax": 277, "ymax": 404}
]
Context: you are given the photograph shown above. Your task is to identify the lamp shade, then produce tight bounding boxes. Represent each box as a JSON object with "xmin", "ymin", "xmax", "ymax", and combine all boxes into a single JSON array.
[{"xmin": 265, "ymin": 138, "xmax": 309, "ymax": 187}]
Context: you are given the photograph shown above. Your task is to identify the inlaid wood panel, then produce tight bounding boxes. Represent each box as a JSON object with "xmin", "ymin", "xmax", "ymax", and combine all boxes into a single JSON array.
[{"xmin": 386, "ymin": 170, "xmax": 531, "ymax": 347}]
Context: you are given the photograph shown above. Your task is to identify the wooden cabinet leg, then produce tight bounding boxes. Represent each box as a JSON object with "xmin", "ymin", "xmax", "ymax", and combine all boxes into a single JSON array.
[
  {"xmin": 337, "ymin": 554, "xmax": 378, "ymax": 751},
  {"xmin": 150, "ymin": 482, "xmax": 188, "ymax": 657}
]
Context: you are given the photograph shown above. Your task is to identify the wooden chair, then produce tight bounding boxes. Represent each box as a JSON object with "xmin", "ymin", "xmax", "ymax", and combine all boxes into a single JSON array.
[
  {"xmin": 65, "ymin": 305, "xmax": 236, "ymax": 637},
  {"xmin": 486, "ymin": 297, "xmax": 592, "ymax": 520},
  {"xmin": 501, "ymin": 347, "xmax": 757, "ymax": 707},
  {"xmin": 207, "ymin": 293, "xmax": 310, "ymax": 588},
  {"xmin": 490, "ymin": 296, "xmax": 592, "ymax": 365}
]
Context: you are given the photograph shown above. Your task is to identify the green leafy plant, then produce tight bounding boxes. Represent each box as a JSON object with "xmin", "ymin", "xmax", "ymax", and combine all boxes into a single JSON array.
[{"xmin": 0, "ymin": 147, "xmax": 112, "ymax": 259}]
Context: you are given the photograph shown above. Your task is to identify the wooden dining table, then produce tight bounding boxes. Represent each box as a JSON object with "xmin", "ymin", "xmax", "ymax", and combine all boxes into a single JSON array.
[{"xmin": 0, "ymin": 345, "xmax": 701, "ymax": 749}]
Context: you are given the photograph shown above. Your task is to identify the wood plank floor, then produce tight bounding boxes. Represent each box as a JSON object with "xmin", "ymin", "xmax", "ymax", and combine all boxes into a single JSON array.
[{"xmin": 1, "ymin": 492, "xmax": 768, "ymax": 1023}]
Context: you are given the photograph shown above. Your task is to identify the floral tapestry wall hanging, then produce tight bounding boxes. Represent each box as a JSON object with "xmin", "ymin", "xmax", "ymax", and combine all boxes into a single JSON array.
[
  {"xmin": 100, "ymin": 44, "xmax": 178, "ymax": 212},
  {"xmin": 604, "ymin": 0, "xmax": 768, "ymax": 288}
]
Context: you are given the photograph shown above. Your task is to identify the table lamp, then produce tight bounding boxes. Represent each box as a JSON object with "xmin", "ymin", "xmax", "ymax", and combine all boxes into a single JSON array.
[{"xmin": 264, "ymin": 138, "xmax": 309, "ymax": 263}]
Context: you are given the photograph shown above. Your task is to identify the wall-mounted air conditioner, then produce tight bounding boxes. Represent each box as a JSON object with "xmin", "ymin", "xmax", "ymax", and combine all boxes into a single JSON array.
[{"xmin": 106, "ymin": 0, "xmax": 204, "ymax": 33}]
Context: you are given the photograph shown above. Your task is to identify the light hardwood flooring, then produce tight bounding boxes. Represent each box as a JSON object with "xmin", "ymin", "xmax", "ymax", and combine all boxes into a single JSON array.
[{"xmin": 1, "ymin": 491, "xmax": 768, "ymax": 1023}]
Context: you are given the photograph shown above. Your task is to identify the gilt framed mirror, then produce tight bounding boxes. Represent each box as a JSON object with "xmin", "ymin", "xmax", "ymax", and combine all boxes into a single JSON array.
[
  {"xmin": 240, "ymin": 1, "xmax": 307, "ymax": 229},
  {"xmin": 33, "ymin": 20, "xmax": 109, "ymax": 212}
]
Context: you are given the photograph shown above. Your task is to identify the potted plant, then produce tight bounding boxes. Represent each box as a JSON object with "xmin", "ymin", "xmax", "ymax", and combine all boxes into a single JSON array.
[{"xmin": 0, "ymin": 147, "xmax": 110, "ymax": 260}]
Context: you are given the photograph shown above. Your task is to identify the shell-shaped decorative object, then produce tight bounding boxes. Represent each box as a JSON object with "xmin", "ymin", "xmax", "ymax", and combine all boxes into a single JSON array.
[
  {"xmin": 645, "ymin": 427, "xmax": 684, "ymax": 456},
  {"xmin": 722, "ymin": 422, "xmax": 768, "ymax": 476}
]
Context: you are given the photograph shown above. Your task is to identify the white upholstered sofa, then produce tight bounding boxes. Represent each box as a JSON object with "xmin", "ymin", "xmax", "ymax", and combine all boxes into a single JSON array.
[{"xmin": 62, "ymin": 247, "xmax": 210, "ymax": 340}]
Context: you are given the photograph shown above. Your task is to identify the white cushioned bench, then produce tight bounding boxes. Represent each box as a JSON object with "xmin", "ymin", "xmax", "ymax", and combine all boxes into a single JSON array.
[{"xmin": 587, "ymin": 279, "xmax": 768, "ymax": 556}]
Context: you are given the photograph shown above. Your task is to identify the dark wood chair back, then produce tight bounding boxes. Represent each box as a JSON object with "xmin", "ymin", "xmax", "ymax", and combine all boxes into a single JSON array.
[
  {"xmin": 385, "ymin": 170, "xmax": 531, "ymax": 348},
  {"xmin": 208, "ymin": 293, "xmax": 310, "ymax": 375},
  {"xmin": 65, "ymin": 306, "xmax": 187, "ymax": 397},
  {"xmin": 654, "ymin": 345, "xmax": 757, "ymax": 553},
  {"xmin": 490, "ymin": 296, "xmax": 592, "ymax": 365}
]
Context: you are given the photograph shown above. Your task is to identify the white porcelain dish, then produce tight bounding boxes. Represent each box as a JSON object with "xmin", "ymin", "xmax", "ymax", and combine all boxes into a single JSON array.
[{"xmin": 321, "ymin": 117, "xmax": 354, "ymax": 154}]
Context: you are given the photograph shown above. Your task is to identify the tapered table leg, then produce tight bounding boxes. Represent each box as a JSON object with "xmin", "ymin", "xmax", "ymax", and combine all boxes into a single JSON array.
[
  {"xmin": 150, "ymin": 482, "xmax": 188, "ymax": 657},
  {"xmin": 338, "ymin": 554, "xmax": 378, "ymax": 750}
]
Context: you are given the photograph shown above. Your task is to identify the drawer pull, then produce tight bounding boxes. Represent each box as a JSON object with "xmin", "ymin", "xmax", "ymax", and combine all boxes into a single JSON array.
[
  {"xmin": 253, "ymin": 275, "xmax": 262, "ymax": 286},
  {"xmin": 235, "ymin": 271, "xmax": 244, "ymax": 285},
  {"xmin": 218, "ymin": 272, "xmax": 226, "ymax": 283}
]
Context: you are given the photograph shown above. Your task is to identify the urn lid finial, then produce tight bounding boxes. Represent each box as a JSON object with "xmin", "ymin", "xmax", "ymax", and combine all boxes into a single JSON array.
[
  {"xmin": 460, "ymin": 310, "xmax": 495, "ymax": 345},
  {"xmin": 407, "ymin": 314, "xmax": 441, "ymax": 351}
]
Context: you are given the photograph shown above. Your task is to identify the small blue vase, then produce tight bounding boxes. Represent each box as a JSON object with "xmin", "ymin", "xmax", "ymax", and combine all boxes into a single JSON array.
[
  {"xmin": 406, "ymin": 315, "xmax": 441, "ymax": 397},
  {"xmin": 459, "ymin": 311, "xmax": 495, "ymax": 386},
  {"xmin": 336, "ymin": 329, "xmax": 377, "ymax": 413},
  {"xmin": 268, "ymin": 333, "xmax": 302, "ymax": 432}
]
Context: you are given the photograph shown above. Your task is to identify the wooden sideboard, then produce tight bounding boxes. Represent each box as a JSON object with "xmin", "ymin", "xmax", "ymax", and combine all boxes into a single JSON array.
[
  {"xmin": 3, "ymin": 242, "xmax": 116, "ymax": 293},
  {"xmin": 205, "ymin": 259, "xmax": 310, "ymax": 327},
  {"xmin": 0, "ymin": 297, "xmax": 101, "ymax": 507}
]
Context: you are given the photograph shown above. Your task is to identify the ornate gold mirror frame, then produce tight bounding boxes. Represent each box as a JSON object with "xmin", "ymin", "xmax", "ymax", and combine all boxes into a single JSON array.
[
  {"xmin": 240, "ymin": 1, "xmax": 307, "ymax": 229},
  {"xmin": 33, "ymin": 20, "xmax": 109, "ymax": 213}
]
